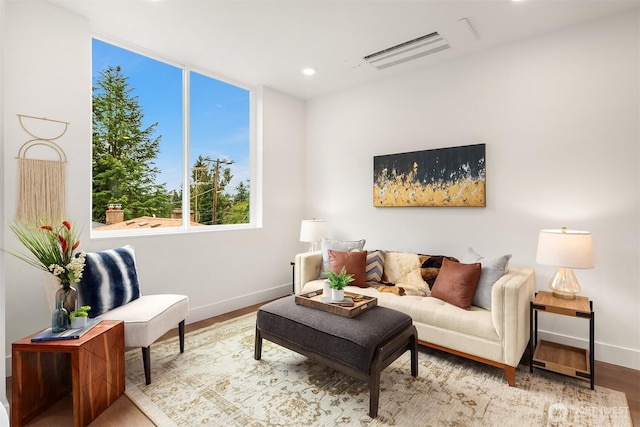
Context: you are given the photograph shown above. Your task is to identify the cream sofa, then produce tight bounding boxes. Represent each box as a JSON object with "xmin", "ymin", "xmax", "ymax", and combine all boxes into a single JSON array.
[{"xmin": 294, "ymin": 251, "xmax": 535, "ymax": 386}]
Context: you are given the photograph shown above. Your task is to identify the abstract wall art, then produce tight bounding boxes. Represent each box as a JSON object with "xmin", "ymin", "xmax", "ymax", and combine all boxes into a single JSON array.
[{"xmin": 373, "ymin": 143, "xmax": 486, "ymax": 207}]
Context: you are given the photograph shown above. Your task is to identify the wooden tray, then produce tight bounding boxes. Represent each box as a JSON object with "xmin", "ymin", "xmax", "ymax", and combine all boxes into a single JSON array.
[{"xmin": 295, "ymin": 291, "xmax": 377, "ymax": 318}]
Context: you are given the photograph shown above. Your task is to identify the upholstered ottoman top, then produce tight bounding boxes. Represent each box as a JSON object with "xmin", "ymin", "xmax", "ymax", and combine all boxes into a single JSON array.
[{"xmin": 257, "ymin": 295, "xmax": 413, "ymax": 372}]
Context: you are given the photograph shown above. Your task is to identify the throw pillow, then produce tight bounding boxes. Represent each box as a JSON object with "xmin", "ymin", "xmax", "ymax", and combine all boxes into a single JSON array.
[
  {"xmin": 463, "ymin": 247, "xmax": 512, "ymax": 311},
  {"xmin": 418, "ymin": 254, "xmax": 460, "ymax": 289},
  {"xmin": 327, "ymin": 249, "xmax": 368, "ymax": 288},
  {"xmin": 78, "ymin": 244, "xmax": 141, "ymax": 317},
  {"xmin": 430, "ymin": 258, "xmax": 481, "ymax": 310},
  {"xmin": 320, "ymin": 238, "xmax": 366, "ymax": 277},
  {"xmin": 365, "ymin": 250, "xmax": 386, "ymax": 283},
  {"xmin": 382, "ymin": 251, "xmax": 429, "ymax": 296}
]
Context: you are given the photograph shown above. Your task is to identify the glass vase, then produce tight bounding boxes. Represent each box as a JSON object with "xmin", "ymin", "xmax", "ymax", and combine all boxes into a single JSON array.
[
  {"xmin": 55, "ymin": 282, "xmax": 78, "ymax": 315},
  {"xmin": 52, "ymin": 300, "xmax": 69, "ymax": 333}
]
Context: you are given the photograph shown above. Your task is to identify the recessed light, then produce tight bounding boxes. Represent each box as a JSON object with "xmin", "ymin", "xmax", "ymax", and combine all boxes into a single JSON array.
[{"xmin": 302, "ymin": 68, "xmax": 316, "ymax": 76}]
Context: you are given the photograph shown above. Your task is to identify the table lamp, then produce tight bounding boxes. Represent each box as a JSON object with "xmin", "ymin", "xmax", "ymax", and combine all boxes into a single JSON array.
[
  {"xmin": 535, "ymin": 227, "xmax": 594, "ymax": 299},
  {"xmin": 300, "ymin": 219, "xmax": 327, "ymax": 252}
]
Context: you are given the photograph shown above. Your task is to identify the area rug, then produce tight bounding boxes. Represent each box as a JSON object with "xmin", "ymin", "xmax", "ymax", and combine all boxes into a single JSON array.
[{"xmin": 124, "ymin": 313, "xmax": 631, "ymax": 426}]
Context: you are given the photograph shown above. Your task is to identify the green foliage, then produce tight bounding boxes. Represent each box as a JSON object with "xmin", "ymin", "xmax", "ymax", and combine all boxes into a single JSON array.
[
  {"xmin": 220, "ymin": 180, "xmax": 250, "ymax": 224},
  {"xmin": 323, "ymin": 266, "xmax": 354, "ymax": 290},
  {"xmin": 69, "ymin": 305, "xmax": 91, "ymax": 320}
]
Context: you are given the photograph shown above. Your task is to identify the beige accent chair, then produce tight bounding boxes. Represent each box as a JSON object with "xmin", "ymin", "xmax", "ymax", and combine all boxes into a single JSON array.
[{"xmin": 46, "ymin": 246, "xmax": 189, "ymax": 385}]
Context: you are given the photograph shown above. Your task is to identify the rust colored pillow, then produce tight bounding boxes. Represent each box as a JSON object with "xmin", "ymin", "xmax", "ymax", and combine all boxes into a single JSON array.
[
  {"xmin": 430, "ymin": 258, "xmax": 481, "ymax": 310},
  {"xmin": 328, "ymin": 249, "xmax": 368, "ymax": 288}
]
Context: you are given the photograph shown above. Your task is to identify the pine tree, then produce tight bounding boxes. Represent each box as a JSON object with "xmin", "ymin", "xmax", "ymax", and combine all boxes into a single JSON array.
[{"xmin": 92, "ymin": 65, "xmax": 171, "ymax": 223}]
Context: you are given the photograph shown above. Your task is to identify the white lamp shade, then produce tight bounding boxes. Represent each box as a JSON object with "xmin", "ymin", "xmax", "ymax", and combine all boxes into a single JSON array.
[
  {"xmin": 536, "ymin": 229, "xmax": 594, "ymax": 269},
  {"xmin": 300, "ymin": 219, "xmax": 327, "ymax": 243}
]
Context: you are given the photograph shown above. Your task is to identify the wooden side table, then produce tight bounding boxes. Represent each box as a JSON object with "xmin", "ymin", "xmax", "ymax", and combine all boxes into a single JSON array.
[
  {"xmin": 529, "ymin": 291, "xmax": 594, "ymax": 389},
  {"xmin": 11, "ymin": 320, "xmax": 125, "ymax": 427}
]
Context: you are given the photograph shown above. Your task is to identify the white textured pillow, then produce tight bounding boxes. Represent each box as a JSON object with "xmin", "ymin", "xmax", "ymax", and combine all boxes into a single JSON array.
[
  {"xmin": 382, "ymin": 252, "xmax": 429, "ymax": 296},
  {"xmin": 463, "ymin": 247, "xmax": 512, "ymax": 311}
]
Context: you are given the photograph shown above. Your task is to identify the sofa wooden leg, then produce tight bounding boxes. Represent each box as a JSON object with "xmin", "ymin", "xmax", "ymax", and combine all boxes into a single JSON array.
[
  {"xmin": 505, "ymin": 366, "xmax": 516, "ymax": 387},
  {"xmin": 142, "ymin": 346, "xmax": 151, "ymax": 385},
  {"xmin": 178, "ymin": 320, "xmax": 185, "ymax": 353}
]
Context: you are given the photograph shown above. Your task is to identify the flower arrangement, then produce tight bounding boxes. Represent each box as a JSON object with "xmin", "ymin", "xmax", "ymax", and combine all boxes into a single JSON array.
[
  {"xmin": 323, "ymin": 266, "xmax": 354, "ymax": 290},
  {"xmin": 7, "ymin": 220, "xmax": 86, "ymax": 284}
]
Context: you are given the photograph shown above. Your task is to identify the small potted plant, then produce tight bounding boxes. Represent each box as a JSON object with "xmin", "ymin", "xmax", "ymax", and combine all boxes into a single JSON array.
[
  {"xmin": 323, "ymin": 266, "xmax": 354, "ymax": 301},
  {"xmin": 69, "ymin": 305, "xmax": 91, "ymax": 329}
]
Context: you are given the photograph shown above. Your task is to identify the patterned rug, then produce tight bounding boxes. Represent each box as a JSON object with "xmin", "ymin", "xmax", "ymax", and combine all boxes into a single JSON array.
[{"xmin": 124, "ymin": 313, "xmax": 631, "ymax": 426}]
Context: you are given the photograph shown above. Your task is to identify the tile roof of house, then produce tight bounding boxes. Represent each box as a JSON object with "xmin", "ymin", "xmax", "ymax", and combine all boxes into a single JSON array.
[{"xmin": 93, "ymin": 216, "xmax": 203, "ymax": 231}]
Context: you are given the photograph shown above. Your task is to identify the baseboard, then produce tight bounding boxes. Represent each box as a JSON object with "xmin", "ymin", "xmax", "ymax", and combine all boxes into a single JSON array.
[
  {"xmin": 185, "ymin": 283, "xmax": 291, "ymax": 324},
  {"xmin": 537, "ymin": 330, "xmax": 640, "ymax": 371}
]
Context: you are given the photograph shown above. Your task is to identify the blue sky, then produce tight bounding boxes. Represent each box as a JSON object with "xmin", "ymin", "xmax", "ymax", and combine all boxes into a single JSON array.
[{"xmin": 91, "ymin": 39, "xmax": 250, "ymax": 194}]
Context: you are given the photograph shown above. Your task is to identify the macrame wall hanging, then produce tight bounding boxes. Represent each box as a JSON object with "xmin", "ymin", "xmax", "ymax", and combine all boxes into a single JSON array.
[{"xmin": 15, "ymin": 114, "xmax": 69, "ymax": 225}]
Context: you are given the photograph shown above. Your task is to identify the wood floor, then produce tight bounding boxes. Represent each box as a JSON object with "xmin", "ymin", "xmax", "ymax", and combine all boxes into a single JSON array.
[{"xmin": 8, "ymin": 301, "xmax": 640, "ymax": 426}]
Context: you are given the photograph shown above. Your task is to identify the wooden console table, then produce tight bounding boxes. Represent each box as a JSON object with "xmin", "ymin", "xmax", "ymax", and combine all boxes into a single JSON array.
[{"xmin": 11, "ymin": 320, "xmax": 125, "ymax": 427}]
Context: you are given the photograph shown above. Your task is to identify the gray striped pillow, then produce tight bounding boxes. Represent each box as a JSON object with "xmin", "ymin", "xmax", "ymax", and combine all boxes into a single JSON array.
[{"xmin": 366, "ymin": 250, "xmax": 386, "ymax": 283}]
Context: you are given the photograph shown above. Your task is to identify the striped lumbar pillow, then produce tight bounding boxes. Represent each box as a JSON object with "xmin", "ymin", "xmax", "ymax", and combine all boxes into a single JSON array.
[{"xmin": 78, "ymin": 245, "xmax": 141, "ymax": 317}]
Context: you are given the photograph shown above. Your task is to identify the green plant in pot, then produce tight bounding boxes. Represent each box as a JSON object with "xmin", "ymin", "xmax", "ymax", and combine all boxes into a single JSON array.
[
  {"xmin": 69, "ymin": 305, "xmax": 91, "ymax": 329},
  {"xmin": 323, "ymin": 266, "xmax": 354, "ymax": 301}
]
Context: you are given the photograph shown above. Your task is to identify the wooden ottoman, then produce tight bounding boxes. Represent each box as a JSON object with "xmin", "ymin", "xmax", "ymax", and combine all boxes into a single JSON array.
[{"xmin": 254, "ymin": 295, "xmax": 418, "ymax": 418}]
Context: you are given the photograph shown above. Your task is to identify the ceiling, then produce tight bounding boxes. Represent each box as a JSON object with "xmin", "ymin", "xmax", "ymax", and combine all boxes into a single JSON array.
[{"xmin": 48, "ymin": 0, "xmax": 639, "ymax": 100}]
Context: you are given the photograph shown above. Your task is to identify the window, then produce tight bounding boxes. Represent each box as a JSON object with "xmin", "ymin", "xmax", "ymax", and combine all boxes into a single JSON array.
[{"xmin": 91, "ymin": 38, "xmax": 253, "ymax": 234}]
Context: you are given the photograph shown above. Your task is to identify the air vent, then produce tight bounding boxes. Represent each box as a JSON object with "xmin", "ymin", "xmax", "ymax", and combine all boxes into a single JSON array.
[{"xmin": 363, "ymin": 32, "xmax": 451, "ymax": 70}]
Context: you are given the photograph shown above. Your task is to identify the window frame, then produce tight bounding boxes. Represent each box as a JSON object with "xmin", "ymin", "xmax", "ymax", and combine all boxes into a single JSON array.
[{"xmin": 90, "ymin": 35, "xmax": 259, "ymax": 239}]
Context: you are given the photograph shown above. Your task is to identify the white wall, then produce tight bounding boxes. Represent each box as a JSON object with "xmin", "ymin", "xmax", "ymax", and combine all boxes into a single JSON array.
[
  {"xmin": 0, "ymin": 0, "xmax": 7, "ymax": 412},
  {"xmin": 2, "ymin": 1, "xmax": 305, "ymax": 374},
  {"xmin": 306, "ymin": 12, "xmax": 640, "ymax": 370}
]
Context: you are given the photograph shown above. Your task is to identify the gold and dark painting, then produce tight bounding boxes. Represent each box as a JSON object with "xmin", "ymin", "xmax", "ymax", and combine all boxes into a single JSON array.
[{"xmin": 373, "ymin": 144, "xmax": 486, "ymax": 207}]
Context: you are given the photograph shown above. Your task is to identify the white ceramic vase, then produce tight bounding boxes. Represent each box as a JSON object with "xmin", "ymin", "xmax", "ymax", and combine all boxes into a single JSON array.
[
  {"xmin": 323, "ymin": 280, "xmax": 331, "ymax": 297},
  {"xmin": 71, "ymin": 316, "xmax": 87, "ymax": 329},
  {"xmin": 331, "ymin": 288, "xmax": 344, "ymax": 301}
]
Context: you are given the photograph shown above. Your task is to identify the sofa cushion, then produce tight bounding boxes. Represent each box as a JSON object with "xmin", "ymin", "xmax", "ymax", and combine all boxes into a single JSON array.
[
  {"xmin": 299, "ymin": 281, "xmax": 501, "ymax": 343},
  {"xmin": 430, "ymin": 259, "xmax": 481, "ymax": 310},
  {"xmin": 78, "ymin": 245, "xmax": 141, "ymax": 317},
  {"xmin": 463, "ymin": 248, "xmax": 512, "ymax": 311},
  {"xmin": 418, "ymin": 254, "xmax": 460, "ymax": 289},
  {"xmin": 382, "ymin": 252, "xmax": 429, "ymax": 296},
  {"xmin": 320, "ymin": 238, "xmax": 366, "ymax": 277},
  {"xmin": 328, "ymin": 249, "xmax": 367, "ymax": 287},
  {"xmin": 98, "ymin": 294, "xmax": 189, "ymax": 348},
  {"xmin": 365, "ymin": 250, "xmax": 386, "ymax": 283}
]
